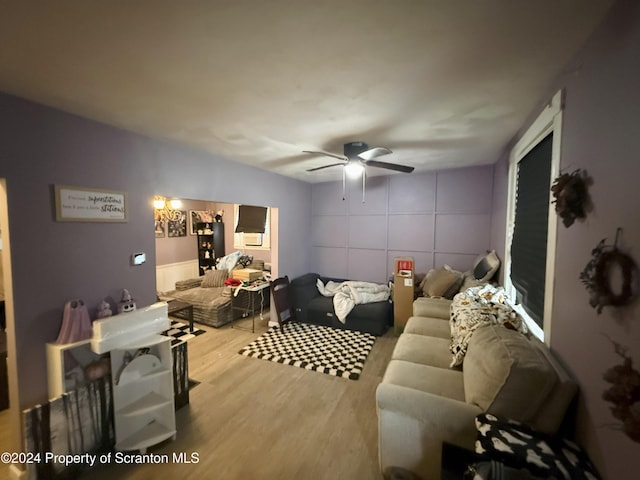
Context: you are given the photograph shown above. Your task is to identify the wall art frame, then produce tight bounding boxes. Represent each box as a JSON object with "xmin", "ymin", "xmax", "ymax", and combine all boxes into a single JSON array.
[
  {"xmin": 54, "ymin": 184, "xmax": 127, "ymax": 222},
  {"xmin": 189, "ymin": 210, "xmax": 215, "ymax": 235},
  {"xmin": 167, "ymin": 210, "xmax": 187, "ymax": 237}
]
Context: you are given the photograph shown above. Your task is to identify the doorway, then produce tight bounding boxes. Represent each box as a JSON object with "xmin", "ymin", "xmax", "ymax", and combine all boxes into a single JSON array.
[{"xmin": 0, "ymin": 178, "xmax": 22, "ymax": 479}]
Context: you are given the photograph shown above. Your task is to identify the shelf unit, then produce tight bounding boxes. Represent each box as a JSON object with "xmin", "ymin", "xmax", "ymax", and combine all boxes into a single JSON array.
[
  {"xmin": 196, "ymin": 221, "xmax": 224, "ymax": 275},
  {"xmin": 110, "ymin": 335, "xmax": 175, "ymax": 452},
  {"xmin": 92, "ymin": 302, "xmax": 176, "ymax": 453}
]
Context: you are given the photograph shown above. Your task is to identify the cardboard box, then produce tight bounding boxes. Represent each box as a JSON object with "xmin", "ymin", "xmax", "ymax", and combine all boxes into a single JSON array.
[
  {"xmin": 232, "ymin": 268, "xmax": 263, "ymax": 281},
  {"xmin": 393, "ymin": 257, "xmax": 415, "ymax": 334}
]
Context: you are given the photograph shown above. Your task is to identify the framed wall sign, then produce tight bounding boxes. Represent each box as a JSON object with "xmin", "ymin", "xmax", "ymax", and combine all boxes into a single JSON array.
[{"xmin": 54, "ymin": 185, "xmax": 128, "ymax": 222}]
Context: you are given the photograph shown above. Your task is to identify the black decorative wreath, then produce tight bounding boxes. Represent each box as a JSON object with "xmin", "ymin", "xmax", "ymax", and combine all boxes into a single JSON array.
[
  {"xmin": 551, "ymin": 169, "xmax": 592, "ymax": 228},
  {"xmin": 580, "ymin": 233, "xmax": 638, "ymax": 314}
]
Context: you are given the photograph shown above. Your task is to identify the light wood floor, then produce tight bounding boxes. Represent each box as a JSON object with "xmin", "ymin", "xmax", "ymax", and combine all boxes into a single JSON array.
[{"xmin": 78, "ymin": 310, "xmax": 398, "ymax": 480}]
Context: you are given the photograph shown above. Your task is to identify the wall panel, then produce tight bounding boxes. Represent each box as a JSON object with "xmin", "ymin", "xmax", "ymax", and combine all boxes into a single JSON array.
[
  {"xmin": 348, "ymin": 215, "xmax": 387, "ymax": 249},
  {"xmin": 312, "ymin": 215, "xmax": 348, "ymax": 247},
  {"xmin": 312, "ymin": 167, "xmax": 495, "ymax": 280}
]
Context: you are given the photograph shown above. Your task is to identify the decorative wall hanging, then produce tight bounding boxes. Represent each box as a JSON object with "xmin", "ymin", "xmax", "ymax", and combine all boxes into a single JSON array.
[
  {"xmin": 580, "ymin": 228, "xmax": 638, "ymax": 314},
  {"xmin": 189, "ymin": 210, "xmax": 215, "ymax": 235},
  {"xmin": 154, "ymin": 215, "xmax": 165, "ymax": 238},
  {"xmin": 602, "ymin": 337, "xmax": 640, "ymax": 443},
  {"xmin": 551, "ymin": 169, "xmax": 592, "ymax": 227},
  {"xmin": 55, "ymin": 184, "xmax": 127, "ymax": 222},
  {"xmin": 167, "ymin": 210, "xmax": 187, "ymax": 237}
]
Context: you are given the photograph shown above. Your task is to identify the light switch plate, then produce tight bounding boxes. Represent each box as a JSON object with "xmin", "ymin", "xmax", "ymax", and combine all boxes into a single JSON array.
[{"xmin": 131, "ymin": 252, "xmax": 146, "ymax": 266}]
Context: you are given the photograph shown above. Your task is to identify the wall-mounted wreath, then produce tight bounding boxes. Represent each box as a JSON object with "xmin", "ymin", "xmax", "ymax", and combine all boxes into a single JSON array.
[
  {"xmin": 580, "ymin": 229, "xmax": 638, "ymax": 314},
  {"xmin": 551, "ymin": 169, "xmax": 592, "ymax": 228},
  {"xmin": 603, "ymin": 338, "xmax": 640, "ymax": 443}
]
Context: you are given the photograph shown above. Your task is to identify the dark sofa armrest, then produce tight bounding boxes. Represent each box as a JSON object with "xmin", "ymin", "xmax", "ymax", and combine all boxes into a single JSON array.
[
  {"xmin": 289, "ymin": 273, "xmax": 322, "ymax": 323},
  {"xmin": 319, "ymin": 275, "xmax": 348, "ymax": 284}
]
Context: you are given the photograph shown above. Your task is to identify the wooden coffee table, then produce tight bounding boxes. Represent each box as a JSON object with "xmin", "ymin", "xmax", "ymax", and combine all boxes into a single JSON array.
[{"xmin": 167, "ymin": 300, "xmax": 194, "ymax": 332}]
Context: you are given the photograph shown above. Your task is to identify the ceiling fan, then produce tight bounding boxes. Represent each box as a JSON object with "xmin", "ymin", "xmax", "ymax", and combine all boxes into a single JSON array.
[{"xmin": 303, "ymin": 141, "xmax": 414, "ymax": 202}]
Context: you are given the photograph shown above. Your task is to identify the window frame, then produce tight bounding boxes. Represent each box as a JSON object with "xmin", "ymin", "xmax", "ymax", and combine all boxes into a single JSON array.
[
  {"xmin": 504, "ymin": 90, "xmax": 563, "ymax": 344},
  {"xmin": 233, "ymin": 204, "xmax": 271, "ymax": 250}
]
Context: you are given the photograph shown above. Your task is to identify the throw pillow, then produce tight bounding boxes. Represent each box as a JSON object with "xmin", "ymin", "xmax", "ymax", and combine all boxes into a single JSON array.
[
  {"xmin": 237, "ymin": 255, "xmax": 253, "ymax": 268},
  {"xmin": 422, "ymin": 267, "xmax": 463, "ymax": 299},
  {"xmin": 474, "ymin": 413, "xmax": 601, "ymax": 479},
  {"xmin": 473, "ymin": 250, "xmax": 500, "ymax": 281},
  {"xmin": 201, "ymin": 269, "xmax": 228, "ymax": 288}
]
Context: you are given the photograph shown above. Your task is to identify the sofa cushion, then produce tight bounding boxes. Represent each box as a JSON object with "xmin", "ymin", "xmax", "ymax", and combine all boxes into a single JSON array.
[
  {"xmin": 175, "ymin": 277, "xmax": 203, "ymax": 291},
  {"xmin": 463, "ymin": 325, "xmax": 557, "ymax": 424},
  {"xmin": 383, "ymin": 360, "xmax": 465, "ymax": 402},
  {"xmin": 413, "ymin": 296, "xmax": 452, "ymax": 319},
  {"xmin": 306, "ymin": 295, "xmax": 391, "ymax": 336},
  {"xmin": 459, "ymin": 272, "xmax": 487, "ymax": 291},
  {"xmin": 404, "ymin": 316, "xmax": 450, "ymax": 339},
  {"xmin": 392, "ymin": 333, "xmax": 453, "ymax": 369},
  {"xmin": 201, "ymin": 269, "xmax": 228, "ymax": 287},
  {"xmin": 422, "ymin": 267, "xmax": 464, "ymax": 299}
]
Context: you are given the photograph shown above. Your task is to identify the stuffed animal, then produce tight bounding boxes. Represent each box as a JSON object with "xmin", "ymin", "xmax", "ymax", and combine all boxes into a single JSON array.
[
  {"xmin": 118, "ymin": 289, "xmax": 137, "ymax": 313},
  {"xmin": 95, "ymin": 299, "xmax": 113, "ymax": 319},
  {"xmin": 215, "ymin": 210, "xmax": 224, "ymax": 222}
]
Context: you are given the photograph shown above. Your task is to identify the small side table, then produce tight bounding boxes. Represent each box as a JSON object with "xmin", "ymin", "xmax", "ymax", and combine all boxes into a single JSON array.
[
  {"xmin": 167, "ymin": 300, "xmax": 194, "ymax": 332},
  {"xmin": 231, "ymin": 281, "xmax": 270, "ymax": 333}
]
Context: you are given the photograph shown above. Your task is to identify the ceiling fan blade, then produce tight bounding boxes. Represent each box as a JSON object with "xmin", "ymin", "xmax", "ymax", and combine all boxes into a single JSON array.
[
  {"xmin": 306, "ymin": 162, "xmax": 346, "ymax": 172},
  {"xmin": 363, "ymin": 159, "xmax": 414, "ymax": 173},
  {"xmin": 357, "ymin": 147, "xmax": 392, "ymax": 161},
  {"xmin": 303, "ymin": 150, "xmax": 347, "ymax": 161}
]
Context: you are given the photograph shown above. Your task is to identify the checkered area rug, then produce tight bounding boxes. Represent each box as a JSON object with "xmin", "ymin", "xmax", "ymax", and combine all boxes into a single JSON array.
[
  {"xmin": 163, "ymin": 320, "xmax": 205, "ymax": 346},
  {"xmin": 238, "ymin": 322, "xmax": 376, "ymax": 380}
]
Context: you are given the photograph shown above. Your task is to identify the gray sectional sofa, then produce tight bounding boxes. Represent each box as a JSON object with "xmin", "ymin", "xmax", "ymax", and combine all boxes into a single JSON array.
[{"xmin": 376, "ymin": 294, "xmax": 578, "ymax": 479}]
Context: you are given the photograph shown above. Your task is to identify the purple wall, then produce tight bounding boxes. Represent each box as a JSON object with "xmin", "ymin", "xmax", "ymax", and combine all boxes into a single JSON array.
[
  {"xmin": 311, "ymin": 165, "xmax": 495, "ymax": 282},
  {"xmin": 492, "ymin": 1, "xmax": 640, "ymax": 477},
  {"xmin": 0, "ymin": 93, "xmax": 311, "ymax": 407}
]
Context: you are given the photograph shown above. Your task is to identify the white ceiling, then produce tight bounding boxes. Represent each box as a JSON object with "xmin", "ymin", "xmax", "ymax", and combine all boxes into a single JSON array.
[{"xmin": 0, "ymin": 1, "xmax": 614, "ymax": 182}]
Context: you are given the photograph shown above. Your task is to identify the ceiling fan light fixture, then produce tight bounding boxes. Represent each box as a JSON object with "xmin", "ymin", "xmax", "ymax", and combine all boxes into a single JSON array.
[{"xmin": 345, "ymin": 161, "xmax": 364, "ymax": 178}]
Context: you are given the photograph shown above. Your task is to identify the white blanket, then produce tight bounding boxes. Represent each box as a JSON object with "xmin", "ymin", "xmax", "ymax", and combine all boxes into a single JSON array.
[{"xmin": 317, "ymin": 279, "xmax": 390, "ymax": 323}]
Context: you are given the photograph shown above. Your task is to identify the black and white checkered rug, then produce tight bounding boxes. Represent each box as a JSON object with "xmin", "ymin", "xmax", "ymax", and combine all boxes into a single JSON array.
[
  {"xmin": 163, "ymin": 320, "xmax": 205, "ymax": 346},
  {"xmin": 238, "ymin": 322, "xmax": 376, "ymax": 380}
]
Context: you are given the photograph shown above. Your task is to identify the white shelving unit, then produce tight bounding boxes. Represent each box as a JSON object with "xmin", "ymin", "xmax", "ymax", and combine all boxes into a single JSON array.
[{"xmin": 92, "ymin": 302, "xmax": 176, "ymax": 453}]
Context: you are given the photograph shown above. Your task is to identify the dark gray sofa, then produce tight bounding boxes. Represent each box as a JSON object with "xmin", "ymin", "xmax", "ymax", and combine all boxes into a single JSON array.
[{"xmin": 289, "ymin": 273, "xmax": 392, "ymax": 336}]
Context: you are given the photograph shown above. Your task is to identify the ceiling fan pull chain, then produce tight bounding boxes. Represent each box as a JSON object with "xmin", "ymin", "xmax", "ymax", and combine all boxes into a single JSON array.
[
  {"xmin": 342, "ymin": 167, "xmax": 346, "ymax": 201},
  {"xmin": 362, "ymin": 168, "xmax": 366, "ymax": 203}
]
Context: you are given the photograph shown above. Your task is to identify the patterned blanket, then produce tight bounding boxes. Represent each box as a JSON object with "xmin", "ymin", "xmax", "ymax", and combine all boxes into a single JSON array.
[{"xmin": 449, "ymin": 285, "xmax": 527, "ymax": 367}]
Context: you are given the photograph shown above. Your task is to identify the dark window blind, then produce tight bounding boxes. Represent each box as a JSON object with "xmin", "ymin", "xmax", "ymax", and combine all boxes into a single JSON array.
[
  {"xmin": 511, "ymin": 133, "xmax": 553, "ymax": 328},
  {"xmin": 235, "ymin": 205, "xmax": 267, "ymax": 233}
]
